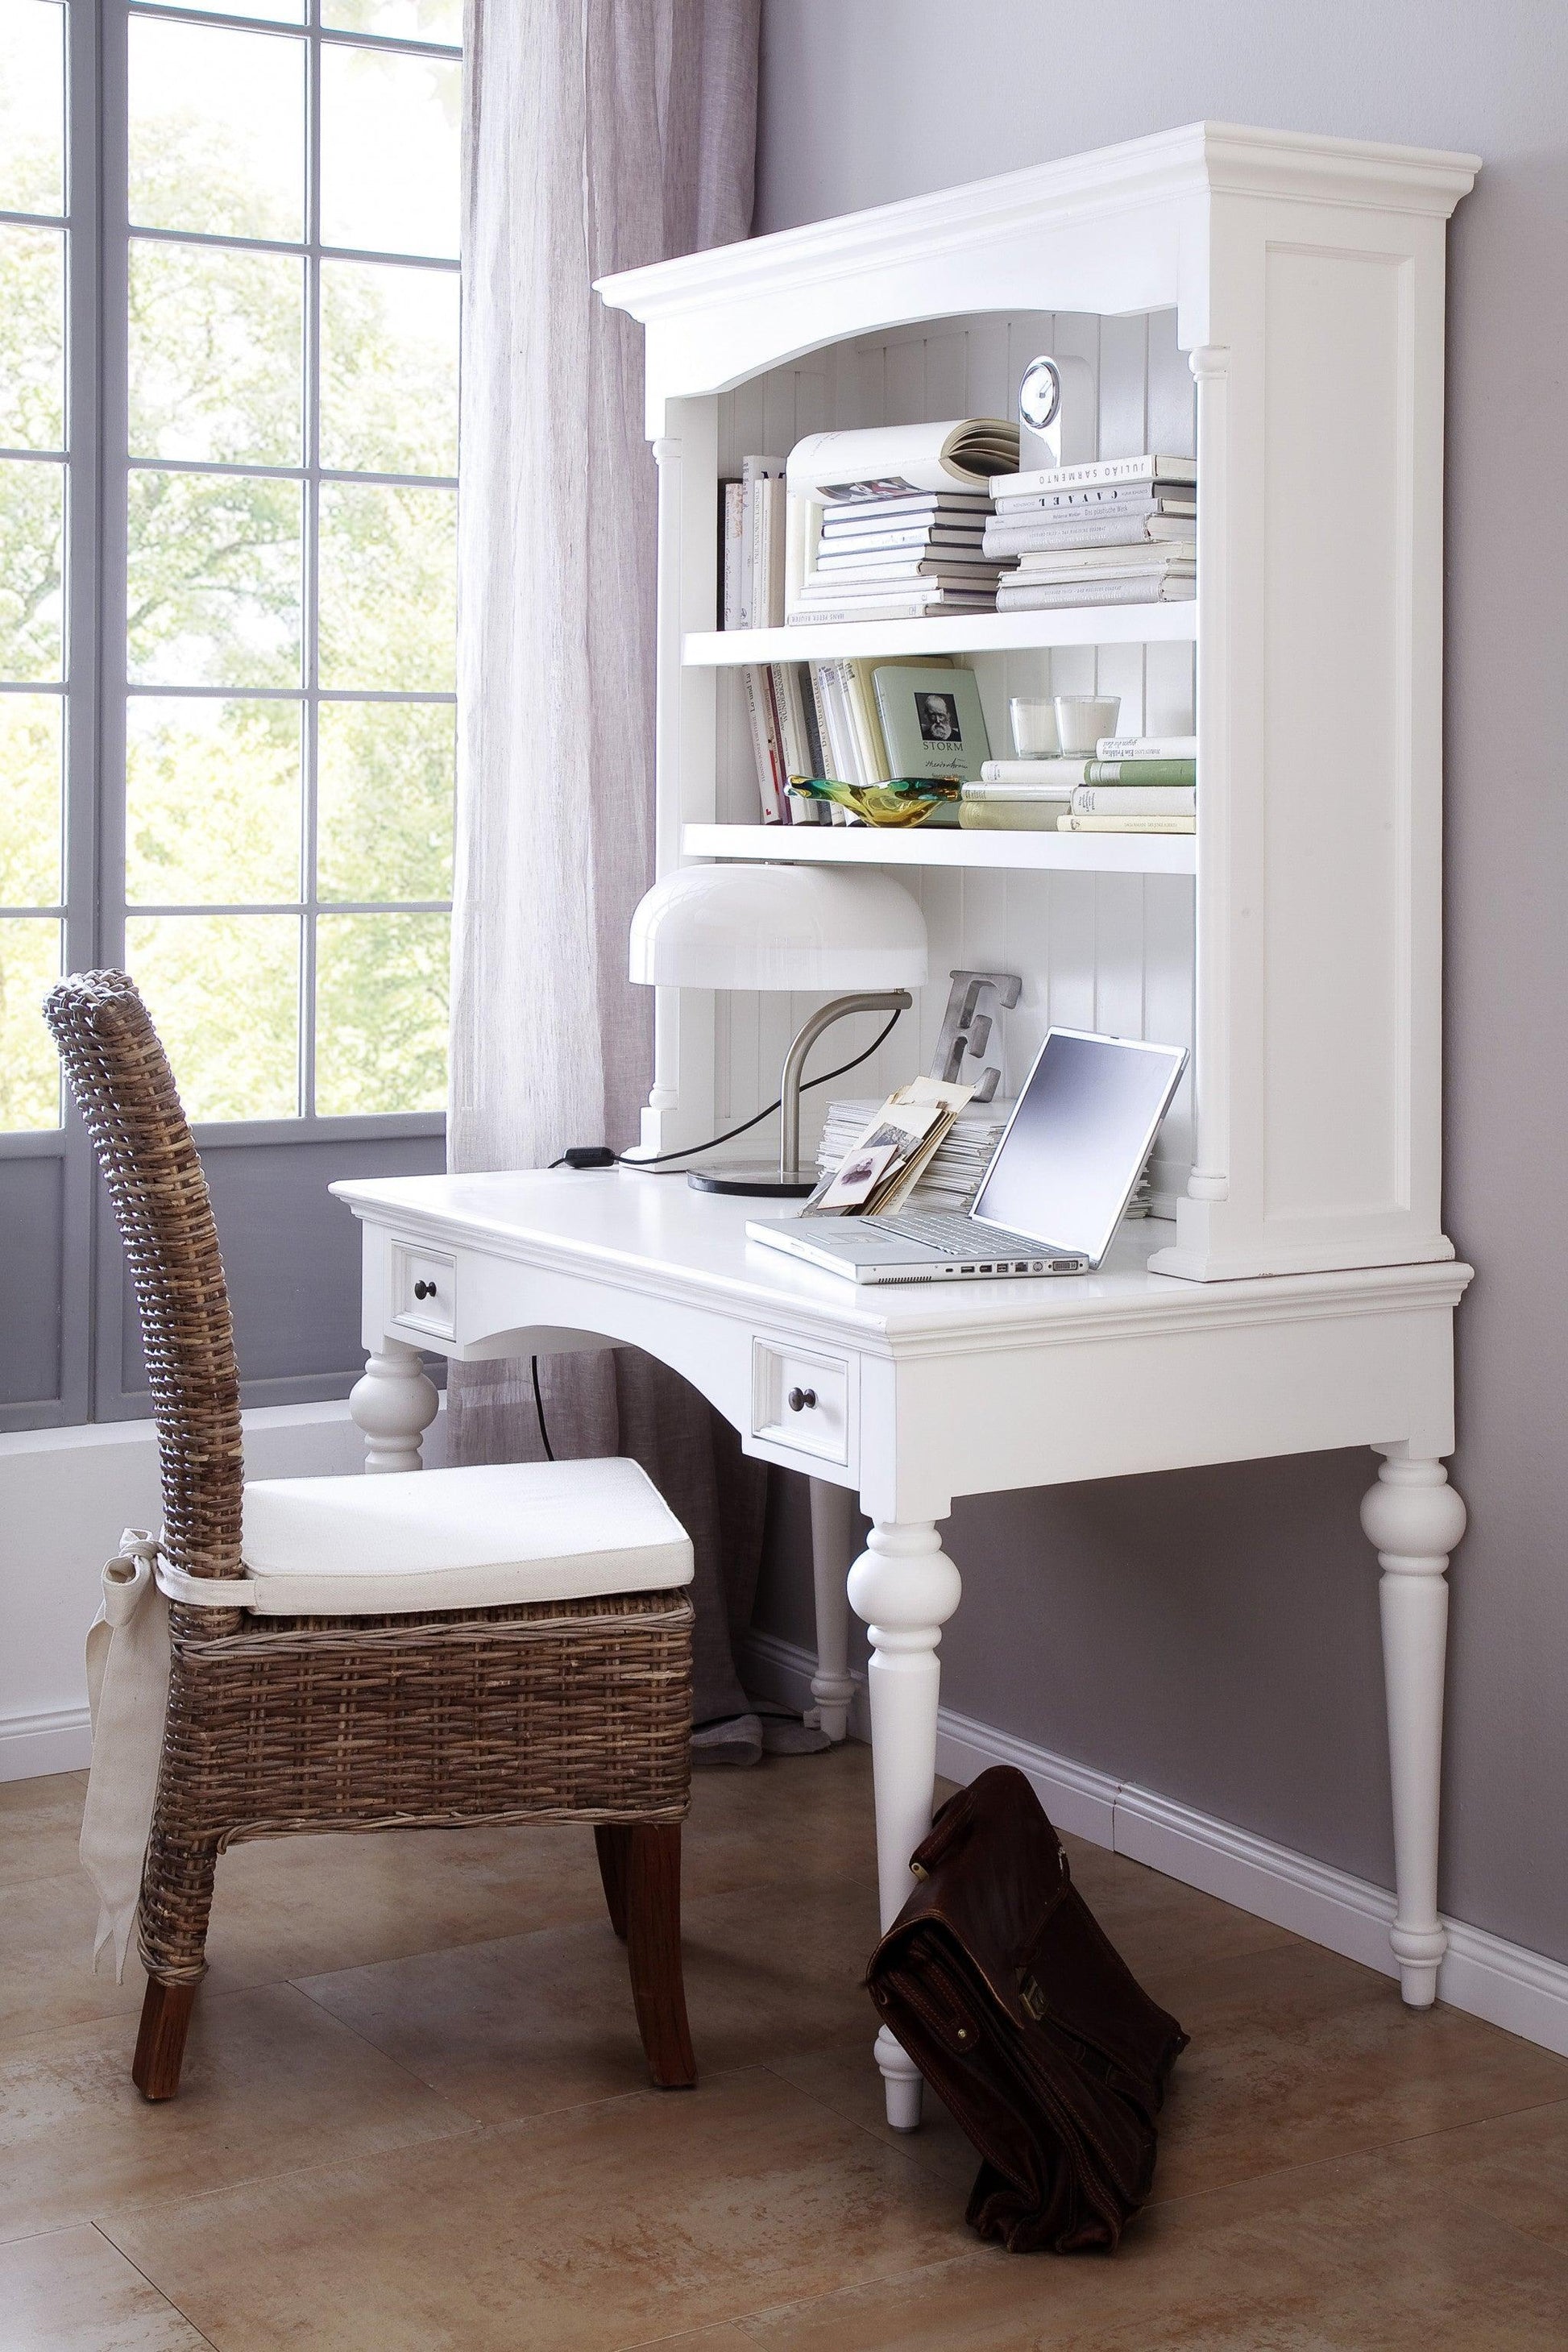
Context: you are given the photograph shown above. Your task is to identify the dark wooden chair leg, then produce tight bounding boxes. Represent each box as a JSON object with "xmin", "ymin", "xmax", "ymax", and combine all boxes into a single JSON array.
[
  {"xmin": 594, "ymin": 1823, "xmax": 630, "ymax": 1940},
  {"xmin": 132, "ymin": 1821, "xmax": 219, "ymax": 2101},
  {"xmin": 624, "ymin": 1822, "xmax": 696, "ymax": 2089},
  {"xmin": 132, "ymin": 1979, "xmax": 198, "ymax": 2101}
]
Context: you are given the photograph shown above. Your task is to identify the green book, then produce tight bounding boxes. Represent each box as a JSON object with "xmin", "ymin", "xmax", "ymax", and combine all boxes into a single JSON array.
[
  {"xmin": 871, "ymin": 663, "xmax": 992, "ymax": 783},
  {"xmin": 1082, "ymin": 758, "xmax": 1197, "ymax": 786}
]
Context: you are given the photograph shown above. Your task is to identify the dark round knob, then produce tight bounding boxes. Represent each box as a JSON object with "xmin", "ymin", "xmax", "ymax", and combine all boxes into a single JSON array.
[
  {"xmin": 413, "ymin": 1279, "xmax": 436, "ymax": 1300},
  {"xmin": 787, "ymin": 1386, "xmax": 816, "ymax": 1413}
]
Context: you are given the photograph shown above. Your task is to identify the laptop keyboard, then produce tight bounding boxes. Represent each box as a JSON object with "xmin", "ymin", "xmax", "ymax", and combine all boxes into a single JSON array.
[{"xmin": 870, "ymin": 1206, "xmax": 1055, "ymax": 1259}]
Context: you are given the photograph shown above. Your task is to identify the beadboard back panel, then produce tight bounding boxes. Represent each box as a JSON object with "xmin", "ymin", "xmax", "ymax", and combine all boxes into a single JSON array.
[{"xmin": 711, "ymin": 309, "xmax": 1197, "ymax": 1198}]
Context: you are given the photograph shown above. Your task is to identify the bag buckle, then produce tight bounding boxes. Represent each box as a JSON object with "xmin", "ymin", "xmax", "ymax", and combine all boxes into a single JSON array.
[
  {"xmin": 1018, "ymin": 1971, "xmax": 1047, "ymax": 2023},
  {"xmin": 910, "ymin": 1860, "xmax": 929, "ymax": 1881}
]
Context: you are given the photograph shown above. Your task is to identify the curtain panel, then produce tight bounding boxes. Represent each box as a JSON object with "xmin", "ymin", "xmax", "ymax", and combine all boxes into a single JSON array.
[{"xmin": 451, "ymin": 0, "xmax": 782, "ymax": 1757}]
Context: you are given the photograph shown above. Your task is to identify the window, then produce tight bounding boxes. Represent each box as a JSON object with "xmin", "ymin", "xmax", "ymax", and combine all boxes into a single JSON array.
[{"xmin": 0, "ymin": 0, "xmax": 462, "ymax": 1426}]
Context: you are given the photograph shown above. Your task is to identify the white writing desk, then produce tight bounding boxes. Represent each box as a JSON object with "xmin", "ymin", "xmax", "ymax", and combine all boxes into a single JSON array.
[{"xmin": 333, "ymin": 1167, "xmax": 1472, "ymax": 2128}]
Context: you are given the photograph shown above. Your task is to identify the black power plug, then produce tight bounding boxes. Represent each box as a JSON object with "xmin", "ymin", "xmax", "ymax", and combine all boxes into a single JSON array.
[{"xmin": 561, "ymin": 1146, "xmax": 617, "ymax": 1169}]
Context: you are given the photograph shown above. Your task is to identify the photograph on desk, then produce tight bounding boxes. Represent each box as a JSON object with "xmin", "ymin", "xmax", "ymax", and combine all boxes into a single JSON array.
[{"xmin": 799, "ymin": 1075, "xmax": 977, "ymax": 1216}]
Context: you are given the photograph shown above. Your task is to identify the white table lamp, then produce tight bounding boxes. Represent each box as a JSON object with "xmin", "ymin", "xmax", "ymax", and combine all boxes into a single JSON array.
[{"xmin": 628, "ymin": 863, "xmax": 928, "ymax": 1195}]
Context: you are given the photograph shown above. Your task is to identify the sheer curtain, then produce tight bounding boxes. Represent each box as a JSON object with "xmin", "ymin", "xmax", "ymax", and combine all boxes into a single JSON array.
[{"xmin": 451, "ymin": 0, "xmax": 798, "ymax": 1761}]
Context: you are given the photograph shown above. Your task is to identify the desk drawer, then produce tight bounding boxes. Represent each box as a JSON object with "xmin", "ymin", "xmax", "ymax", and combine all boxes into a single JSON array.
[
  {"xmin": 752, "ymin": 1338, "xmax": 852, "ymax": 1466},
  {"xmin": 390, "ymin": 1242, "xmax": 456, "ymax": 1341}
]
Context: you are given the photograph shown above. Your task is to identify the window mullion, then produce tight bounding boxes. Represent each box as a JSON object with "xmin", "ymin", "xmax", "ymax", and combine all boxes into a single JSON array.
[
  {"xmin": 301, "ymin": 0, "xmax": 321, "ymax": 1121},
  {"xmin": 96, "ymin": 0, "xmax": 131, "ymax": 978}
]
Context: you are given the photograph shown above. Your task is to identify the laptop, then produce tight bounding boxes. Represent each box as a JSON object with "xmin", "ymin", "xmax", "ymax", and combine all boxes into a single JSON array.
[{"xmin": 747, "ymin": 1027, "xmax": 1187, "ymax": 1285}]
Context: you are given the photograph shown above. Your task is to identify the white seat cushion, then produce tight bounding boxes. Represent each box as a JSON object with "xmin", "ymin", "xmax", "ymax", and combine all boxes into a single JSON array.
[{"xmin": 239, "ymin": 1457, "xmax": 693, "ymax": 1616}]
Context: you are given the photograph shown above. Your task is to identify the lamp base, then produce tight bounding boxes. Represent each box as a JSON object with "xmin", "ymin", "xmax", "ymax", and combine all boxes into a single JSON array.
[{"xmin": 687, "ymin": 1163, "xmax": 816, "ymax": 1198}]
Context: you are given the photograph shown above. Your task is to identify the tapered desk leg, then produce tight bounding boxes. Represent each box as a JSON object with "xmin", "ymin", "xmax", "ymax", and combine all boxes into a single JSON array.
[
  {"xmin": 1361, "ymin": 1450, "xmax": 1467, "ymax": 2007},
  {"xmin": 349, "ymin": 1341, "xmax": 439, "ymax": 1473},
  {"xmin": 807, "ymin": 1480, "xmax": 858, "ymax": 1743},
  {"xmin": 847, "ymin": 1519, "xmax": 962, "ymax": 2130}
]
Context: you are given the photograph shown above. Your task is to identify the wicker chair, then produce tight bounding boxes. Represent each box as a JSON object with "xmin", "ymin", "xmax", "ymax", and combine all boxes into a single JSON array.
[{"xmin": 47, "ymin": 970, "xmax": 696, "ymax": 2102}]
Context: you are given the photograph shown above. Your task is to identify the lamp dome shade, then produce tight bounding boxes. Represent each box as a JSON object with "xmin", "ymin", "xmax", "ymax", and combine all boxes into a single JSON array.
[{"xmin": 628, "ymin": 863, "xmax": 929, "ymax": 992}]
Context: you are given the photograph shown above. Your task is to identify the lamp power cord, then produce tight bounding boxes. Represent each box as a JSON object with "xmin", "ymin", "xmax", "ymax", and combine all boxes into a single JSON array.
[{"xmin": 530, "ymin": 1003, "xmax": 905, "ymax": 1457}]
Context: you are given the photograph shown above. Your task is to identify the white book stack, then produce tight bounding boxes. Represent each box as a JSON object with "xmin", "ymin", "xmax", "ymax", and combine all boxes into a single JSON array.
[
  {"xmin": 782, "ymin": 419, "xmax": 1020, "ymax": 624},
  {"xmin": 984, "ymin": 454, "xmax": 1197, "ymax": 609},
  {"xmin": 793, "ymin": 490, "xmax": 1004, "ymax": 624},
  {"xmin": 818, "ymin": 1094, "xmax": 1155, "ymax": 1215}
]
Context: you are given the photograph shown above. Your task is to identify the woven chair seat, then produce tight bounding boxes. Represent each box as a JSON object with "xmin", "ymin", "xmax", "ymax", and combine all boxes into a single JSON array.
[{"xmin": 234, "ymin": 1454, "xmax": 694, "ymax": 1616}]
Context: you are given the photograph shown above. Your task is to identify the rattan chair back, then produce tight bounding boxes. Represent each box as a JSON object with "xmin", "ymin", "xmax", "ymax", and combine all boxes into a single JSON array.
[{"xmin": 44, "ymin": 970, "xmax": 243, "ymax": 1581}]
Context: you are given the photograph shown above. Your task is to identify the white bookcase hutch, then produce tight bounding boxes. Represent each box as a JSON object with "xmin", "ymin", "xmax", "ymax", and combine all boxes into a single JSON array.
[{"xmin": 597, "ymin": 122, "xmax": 1478, "ymax": 1280}]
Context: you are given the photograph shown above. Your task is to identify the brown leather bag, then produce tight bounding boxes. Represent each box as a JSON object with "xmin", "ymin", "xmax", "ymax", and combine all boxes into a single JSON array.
[{"xmin": 865, "ymin": 1766, "xmax": 1187, "ymax": 2253}]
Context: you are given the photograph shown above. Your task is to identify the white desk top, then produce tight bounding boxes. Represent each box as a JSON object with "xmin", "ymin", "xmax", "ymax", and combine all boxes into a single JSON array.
[{"xmin": 333, "ymin": 1168, "xmax": 1472, "ymax": 1357}]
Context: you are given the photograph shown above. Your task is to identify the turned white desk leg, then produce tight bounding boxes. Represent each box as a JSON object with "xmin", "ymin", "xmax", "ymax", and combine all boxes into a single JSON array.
[
  {"xmin": 847, "ymin": 1519, "xmax": 962, "ymax": 2130},
  {"xmin": 807, "ymin": 1480, "xmax": 857, "ymax": 1743},
  {"xmin": 1361, "ymin": 1452, "xmax": 1467, "ymax": 2007},
  {"xmin": 349, "ymin": 1342, "xmax": 438, "ymax": 1473}
]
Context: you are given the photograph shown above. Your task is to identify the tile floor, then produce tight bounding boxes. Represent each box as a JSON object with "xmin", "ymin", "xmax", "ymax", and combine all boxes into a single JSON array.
[{"xmin": 5, "ymin": 1745, "xmax": 1568, "ymax": 2349}]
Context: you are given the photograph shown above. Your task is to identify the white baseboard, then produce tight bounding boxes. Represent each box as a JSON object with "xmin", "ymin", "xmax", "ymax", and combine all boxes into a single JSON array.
[
  {"xmin": 740, "ymin": 1628, "xmax": 1568, "ymax": 2061},
  {"xmin": 0, "ymin": 1704, "xmax": 93, "ymax": 1781}
]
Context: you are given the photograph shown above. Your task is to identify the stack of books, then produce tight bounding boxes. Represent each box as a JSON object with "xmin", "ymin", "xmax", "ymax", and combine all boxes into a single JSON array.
[
  {"xmin": 984, "ymin": 454, "xmax": 1197, "ymax": 609},
  {"xmin": 790, "ymin": 489, "xmax": 1005, "ymax": 624},
  {"xmin": 1059, "ymin": 733, "xmax": 1197, "ymax": 836},
  {"xmin": 960, "ymin": 734, "xmax": 1197, "ymax": 835}
]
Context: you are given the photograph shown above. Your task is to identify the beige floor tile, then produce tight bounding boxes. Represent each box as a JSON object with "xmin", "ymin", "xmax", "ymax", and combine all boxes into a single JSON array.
[
  {"xmin": 622, "ymin": 2333, "xmax": 758, "ymax": 2351},
  {"xmin": 0, "ymin": 1872, "xmax": 151, "ymax": 2050},
  {"xmin": 296, "ymin": 1868, "xmax": 884, "ymax": 2124},
  {"xmin": 1368, "ymin": 2095, "xmax": 1568, "ymax": 2256},
  {"xmin": 106, "ymin": 2068, "xmax": 968, "ymax": 2352},
  {"xmin": 200, "ymin": 1816, "xmax": 618, "ymax": 1989},
  {"xmin": 739, "ymin": 2161, "xmax": 1568, "ymax": 2350},
  {"xmin": 1060, "ymin": 1833, "xmax": 1300, "ymax": 1997},
  {"xmin": 0, "ymin": 1981, "xmax": 477, "ymax": 2243},
  {"xmin": 5, "ymin": 1749, "xmax": 874, "ymax": 2040},
  {"xmin": 0, "ymin": 1772, "xmax": 91, "ymax": 1891},
  {"xmin": 0, "ymin": 2223, "xmax": 211, "ymax": 2350},
  {"xmin": 1146, "ymin": 1937, "xmax": 1568, "ymax": 2201},
  {"xmin": 680, "ymin": 1745, "xmax": 880, "ymax": 1898},
  {"xmin": 767, "ymin": 2033, "xmax": 980, "ymax": 2199}
]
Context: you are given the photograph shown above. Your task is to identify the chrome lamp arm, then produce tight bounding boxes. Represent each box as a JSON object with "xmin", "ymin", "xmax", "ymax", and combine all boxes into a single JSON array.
[{"xmin": 778, "ymin": 991, "xmax": 913, "ymax": 1182}]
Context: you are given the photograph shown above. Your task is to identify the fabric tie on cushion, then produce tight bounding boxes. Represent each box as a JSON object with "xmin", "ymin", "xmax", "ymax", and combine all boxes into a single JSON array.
[{"xmin": 81, "ymin": 1530, "xmax": 171, "ymax": 1981}]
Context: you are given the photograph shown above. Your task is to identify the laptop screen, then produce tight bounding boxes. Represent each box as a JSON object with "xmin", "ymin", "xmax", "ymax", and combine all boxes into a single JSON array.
[{"xmin": 969, "ymin": 1029, "xmax": 1187, "ymax": 1264}]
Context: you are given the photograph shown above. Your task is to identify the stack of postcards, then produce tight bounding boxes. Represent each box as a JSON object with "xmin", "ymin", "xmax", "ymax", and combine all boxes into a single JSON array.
[{"xmin": 816, "ymin": 1097, "xmax": 1015, "ymax": 1206}]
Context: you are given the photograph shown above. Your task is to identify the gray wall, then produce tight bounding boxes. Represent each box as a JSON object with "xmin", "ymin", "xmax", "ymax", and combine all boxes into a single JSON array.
[{"xmin": 752, "ymin": 0, "xmax": 1568, "ymax": 1962}]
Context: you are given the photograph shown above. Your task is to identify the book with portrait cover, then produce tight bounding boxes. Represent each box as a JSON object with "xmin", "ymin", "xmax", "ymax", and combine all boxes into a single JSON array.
[{"xmin": 872, "ymin": 663, "xmax": 992, "ymax": 783}]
